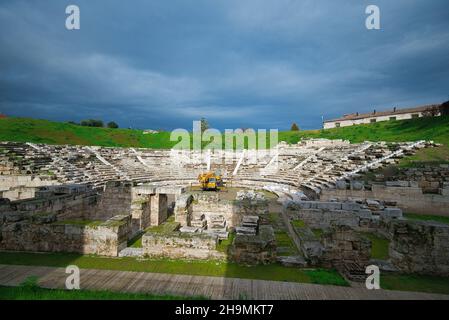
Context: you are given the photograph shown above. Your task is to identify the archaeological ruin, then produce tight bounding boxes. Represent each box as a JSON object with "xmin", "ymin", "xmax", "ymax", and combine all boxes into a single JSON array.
[{"xmin": 1, "ymin": 138, "xmax": 448, "ymax": 279}]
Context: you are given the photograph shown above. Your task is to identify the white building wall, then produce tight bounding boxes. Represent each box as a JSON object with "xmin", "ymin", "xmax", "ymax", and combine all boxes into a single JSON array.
[{"xmin": 323, "ymin": 111, "xmax": 429, "ymax": 129}]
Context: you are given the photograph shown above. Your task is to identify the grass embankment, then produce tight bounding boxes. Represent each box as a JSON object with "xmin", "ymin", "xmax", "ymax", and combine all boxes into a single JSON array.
[
  {"xmin": 381, "ymin": 274, "xmax": 449, "ymax": 295},
  {"xmin": 0, "ymin": 251, "xmax": 348, "ymax": 287},
  {"xmin": 0, "ymin": 117, "xmax": 177, "ymax": 149},
  {"xmin": 0, "ymin": 276, "xmax": 204, "ymax": 300},
  {"xmin": 398, "ymin": 145, "xmax": 449, "ymax": 167},
  {"xmin": 404, "ymin": 213, "xmax": 449, "ymax": 225},
  {"xmin": 2, "ymin": 115, "xmax": 449, "ymax": 149},
  {"xmin": 274, "ymin": 231, "xmax": 298, "ymax": 256}
]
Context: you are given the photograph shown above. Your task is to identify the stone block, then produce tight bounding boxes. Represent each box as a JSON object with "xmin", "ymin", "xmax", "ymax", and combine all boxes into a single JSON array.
[
  {"xmin": 390, "ymin": 220, "xmax": 449, "ymax": 276},
  {"xmin": 336, "ymin": 180, "xmax": 347, "ymax": 190},
  {"xmin": 357, "ymin": 209, "xmax": 372, "ymax": 219},
  {"xmin": 298, "ymin": 201, "xmax": 312, "ymax": 209},
  {"xmin": 316, "ymin": 202, "xmax": 342, "ymax": 210},
  {"xmin": 351, "ymin": 181, "xmax": 364, "ymax": 191},
  {"xmin": 342, "ymin": 202, "xmax": 361, "ymax": 211},
  {"xmin": 386, "ymin": 181, "xmax": 410, "ymax": 187},
  {"xmin": 381, "ymin": 207, "xmax": 403, "ymax": 219}
]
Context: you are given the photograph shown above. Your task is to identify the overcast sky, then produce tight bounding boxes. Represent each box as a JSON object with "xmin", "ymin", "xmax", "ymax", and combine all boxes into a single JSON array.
[{"xmin": 0, "ymin": 0, "xmax": 448, "ymax": 130}]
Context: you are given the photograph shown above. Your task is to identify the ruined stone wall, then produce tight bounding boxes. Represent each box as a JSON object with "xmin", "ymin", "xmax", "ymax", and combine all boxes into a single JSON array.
[
  {"xmin": 130, "ymin": 194, "xmax": 151, "ymax": 235},
  {"xmin": 187, "ymin": 191, "xmax": 269, "ymax": 228},
  {"xmin": 284, "ymin": 200, "xmax": 403, "ymax": 232},
  {"xmin": 0, "ymin": 175, "xmax": 58, "ymax": 201},
  {"xmin": 142, "ymin": 232, "xmax": 224, "ymax": 260},
  {"xmin": 293, "ymin": 225, "xmax": 323, "ymax": 265},
  {"xmin": 0, "ymin": 187, "xmax": 99, "ymax": 222},
  {"xmin": 321, "ymin": 184, "xmax": 449, "ymax": 216},
  {"xmin": 150, "ymin": 193, "xmax": 168, "ymax": 226},
  {"xmin": 234, "ymin": 198, "xmax": 268, "ymax": 217},
  {"xmin": 389, "ymin": 220, "xmax": 449, "ymax": 276},
  {"xmin": 381, "ymin": 165, "xmax": 449, "ymax": 194},
  {"xmin": 230, "ymin": 225, "xmax": 276, "ymax": 265},
  {"xmin": 92, "ymin": 181, "xmax": 133, "ymax": 220},
  {"xmin": 174, "ymin": 194, "xmax": 193, "ymax": 226},
  {"xmin": 320, "ymin": 225, "xmax": 371, "ymax": 268},
  {"xmin": 192, "ymin": 199, "xmax": 236, "ymax": 227},
  {"xmin": 0, "ymin": 215, "xmax": 131, "ymax": 256}
]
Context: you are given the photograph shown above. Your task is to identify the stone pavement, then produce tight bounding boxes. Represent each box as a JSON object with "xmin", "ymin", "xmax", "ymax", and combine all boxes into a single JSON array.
[{"xmin": 1, "ymin": 264, "xmax": 448, "ymax": 300}]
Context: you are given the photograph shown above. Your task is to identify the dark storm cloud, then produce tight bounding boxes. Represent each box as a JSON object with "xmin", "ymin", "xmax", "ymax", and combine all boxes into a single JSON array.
[{"xmin": 0, "ymin": 0, "xmax": 448, "ymax": 130}]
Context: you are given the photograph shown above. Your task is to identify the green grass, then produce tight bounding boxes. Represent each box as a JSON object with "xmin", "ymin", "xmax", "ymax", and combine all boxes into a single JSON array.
[
  {"xmin": 0, "ymin": 251, "xmax": 348, "ymax": 286},
  {"xmin": 0, "ymin": 277, "xmax": 204, "ymax": 300},
  {"xmin": 381, "ymin": 273, "xmax": 449, "ymax": 295},
  {"xmin": 216, "ymin": 233, "xmax": 235, "ymax": 253},
  {"xmin": 361, "ymin": 233, "xmax": 390, "ymax": 260},
  {"xmin": 291, "ymin": 220, "xmax": 306, "ymax": 228},
  {"xmin": 311, "ymin": 229, "xmax": 323, "ymax": 238},
  {"xmin": 143, "ymin": 216, "xmax": 179, "ymax": 234},
  {"xmin": 405, "ymin": 213, "xmax": 449, "ymax": 225},
  {"xmin": 268, "ymin": 212, "xmax": 280, "ymax": 224},
  {"xmin": 1, "ymin": 115, "xmax": 449, "ymax": 149},
  {"xmin": 52, "ymin": 220, "xmax": 103, "ymax": 228},
  {"xmin": 0, "ymin": 286, "xmax": 204, "ymax": 300},
  {"xmin": 127, "ymin": 233, "xmax": 144, "ymax": 248},
  {"xmin": 280, "ymin": 115, "xmax": 449, "ymax": 146},
  {"xmin": 398, "ymin": 145, "xmax": 449, "ymax": 167},
  {"xmin": 127, "ymin": 216, "xmax": 179, "ymax": 248},
  {"xmin": 274, "ymin": 231, "xmax": 298, "ymax": 256}
]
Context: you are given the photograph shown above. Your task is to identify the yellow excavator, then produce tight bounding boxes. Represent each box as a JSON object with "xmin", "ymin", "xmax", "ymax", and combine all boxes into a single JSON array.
[{"xmin": 198, "ymin": 171, "xmax": 223, "ymax": 191}]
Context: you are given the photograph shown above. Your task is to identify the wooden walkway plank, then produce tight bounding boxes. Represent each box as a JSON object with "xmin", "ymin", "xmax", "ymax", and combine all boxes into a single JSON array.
[{"xmin": 0, "ymin": 264, "xmax": 448, "ymax": 300}]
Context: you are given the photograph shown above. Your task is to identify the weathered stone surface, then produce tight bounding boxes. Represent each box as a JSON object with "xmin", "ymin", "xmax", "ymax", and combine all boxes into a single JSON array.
[
  {"xmin": 231, "ymin": 225, "xmax": 276, "ymax": 265},
  {"xmin": 293, "ymin": 225, "xmax": 323, "ymax": 265},
  {"xmin": 277, "ymin": 255, "xmax": 307, "ymax": 267},
  {"xmin": 174, "ymin": 194, "xmax": 193, "ymax": 226},
  {"xmin": 320, "ymin": 225, "xmax": 371, "ymax": 268},
  {"xmin": 389, "ymin": 220, "xmax": 449, "ymax": 276},
  {"xmin": 142, "ymin": 231, "xmax": 223, "ymax": 260},
  {"xmin": 386, "ymin": 181, "xmax": 410, "ymax": 187},
  {"xmin": 351, "ymin": 181, "xmax": 364, "ymax": 191},
  {"xmin": 0, "ymin": 215, "xmax": 131, "ymax": 256},
  {"xmin": 336, "ymin": 180, "xmax": 347, "ymax": 190},
  {"xmin": 381, "ymin": 207, "xmax": 403, "ymax": 219},
  {"xmin": 342, "ymin": 202, "xmax": 361, "ymax": 211}
]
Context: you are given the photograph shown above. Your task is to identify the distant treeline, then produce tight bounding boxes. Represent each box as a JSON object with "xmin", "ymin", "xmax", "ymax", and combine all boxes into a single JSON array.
[{"xmin": 67, "ymin": 119, "xmax": 119, "ymax": 128}]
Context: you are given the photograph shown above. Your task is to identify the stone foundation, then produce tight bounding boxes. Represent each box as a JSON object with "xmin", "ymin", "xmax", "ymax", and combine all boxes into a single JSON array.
[
  {"xmin": 389, "ymin": 220, "xmax": 449, "ymax": 276},
  {"xmin": 284, "ymin": 200, "xmax": 402, "ymax": 232},
  {"xmin": 93, "ymin": 181, "xmax": 133, "ymax": 220},
  {"xmin": 320, "ymin": 225, "xmax": 371, "ymax": 268},
  {"xmin": 142, "ymin": 232, "xmax": 224, "ymax": 260},
  {"xmin": 322, "ymin": 182, "xmax": 449, "ymax": 216},
  {"xmin": 0, "ymin": 214, "xmax": 131, "ymax": 256},
  {"xmin": 230, "ymin": 225, "xmax": 276, "ymax": 265}
]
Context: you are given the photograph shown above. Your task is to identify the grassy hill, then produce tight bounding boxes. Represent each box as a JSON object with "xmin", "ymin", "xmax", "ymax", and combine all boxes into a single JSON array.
[
  {"xmin": 1, "ymin": 115, "xmax": 449, "ymax": 149},
  {"xmin": 0, "ymin": 117, "xmax": 176, "ymax": 149}
]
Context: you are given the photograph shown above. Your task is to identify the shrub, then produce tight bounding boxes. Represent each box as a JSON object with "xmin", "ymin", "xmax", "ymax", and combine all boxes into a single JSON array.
[
  {"xmin": 80, "ymin": 119, "xmax": 104, "ymax": 127},
  {"xmin": 107, "ymin": 121, "xmax": 119, "ymax": 129}
]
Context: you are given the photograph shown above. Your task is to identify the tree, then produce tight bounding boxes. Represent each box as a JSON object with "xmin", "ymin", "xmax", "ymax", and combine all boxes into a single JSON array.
[
  {"xmin": 441, "ymin": 101, "xmax": 449, "ymax": 116},
  {"xmin": 200, "ymin": 117, "xmax": 209, "ymax": 133},
  {"xmin": 290, "ymin": 123, "xmax": 300, "ymax": 131},
  {"xmin": 80, "ymin": 119, "xmax": 104, "ymax": 127},
  {"xmin": 107, "ymin": 121, "xmax": 119, "ymax": 129},
  {"xmin": 422, "ymin": 106, "xmax": 440, "ymax": 117}
]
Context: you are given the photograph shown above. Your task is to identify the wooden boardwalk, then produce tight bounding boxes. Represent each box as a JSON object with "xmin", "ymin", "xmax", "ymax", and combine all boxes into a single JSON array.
[{"xmin": 0, "ymin": 264, "xmax": 448, "ymax": 300}]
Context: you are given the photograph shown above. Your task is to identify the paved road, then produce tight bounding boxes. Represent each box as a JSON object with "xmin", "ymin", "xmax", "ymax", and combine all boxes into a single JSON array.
[{"xmin": 1, "ymin": 264, "xmax": 448, "ymax": 300}]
